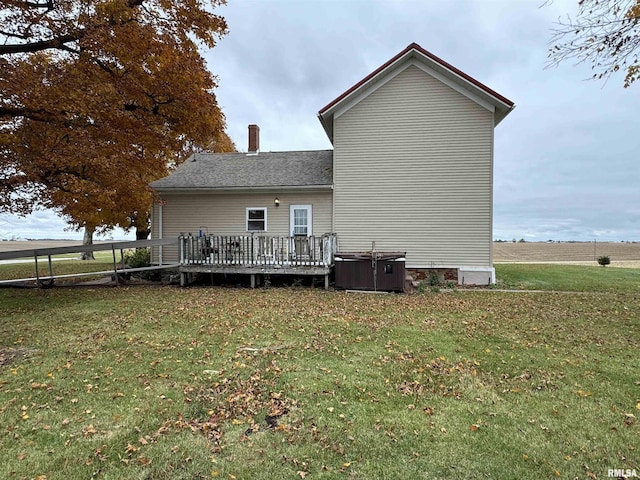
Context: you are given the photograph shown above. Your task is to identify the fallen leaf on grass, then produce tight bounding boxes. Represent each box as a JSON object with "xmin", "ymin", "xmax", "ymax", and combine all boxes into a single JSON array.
[
  {"xmin": 623, "ymin": 413, "xmax": 636, "ymax": 426},
  {"xmin": 83, "ymin": 425, "xmax": 97, "ymax": 437},
  {"xmin": 470, "ymin": 424, "xmax": 479, "ymax": 431},
  {"xmin": 577, "ymin": 390, "xmax": 592, "ymax": 397},
  {"xmin": 125, "ymin": 443, "xmax": 139, "ymax": 453},
  {"xmin": 297, "ymin": 471, "xmax": 307, "ymax": 479}
]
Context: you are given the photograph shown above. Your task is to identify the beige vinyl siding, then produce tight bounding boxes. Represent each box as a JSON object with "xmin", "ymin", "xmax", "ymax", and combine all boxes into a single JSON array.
[
  {"xmin": 153, "ymin": 190, "xmax": 332, "ymax": 263},
  {"xmin": 333, "ymin": 65, "xmax": 494, "ymax": 267}
]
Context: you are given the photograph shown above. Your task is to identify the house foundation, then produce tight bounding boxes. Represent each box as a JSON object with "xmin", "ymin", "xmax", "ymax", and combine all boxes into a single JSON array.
[{"xmin": 406, "ymin": 267, "xmax": 495, "ymax": 287}]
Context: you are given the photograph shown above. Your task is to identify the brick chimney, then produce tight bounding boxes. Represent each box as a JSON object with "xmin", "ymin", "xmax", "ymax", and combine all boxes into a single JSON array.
[{"xmin": 248, "ymin": 124, "xmax": 260, "ymax": 153}]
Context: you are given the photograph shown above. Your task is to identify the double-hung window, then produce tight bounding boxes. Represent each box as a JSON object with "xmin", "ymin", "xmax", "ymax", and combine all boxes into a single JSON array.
[{"xmin": 246, "ymin": 208, "xmax": 267, "ymax": 232}]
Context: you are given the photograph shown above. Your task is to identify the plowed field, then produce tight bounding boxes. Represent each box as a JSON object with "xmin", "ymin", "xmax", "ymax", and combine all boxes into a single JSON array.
[{"xmin": 494, "ymin": 241, "xmax": 640, "ymax": 267}]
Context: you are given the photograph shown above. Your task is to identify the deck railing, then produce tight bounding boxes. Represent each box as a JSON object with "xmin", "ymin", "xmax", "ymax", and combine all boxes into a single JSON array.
[{"xmin": 179, "ymin": 233, "xmax": 337, "ymax": 267}]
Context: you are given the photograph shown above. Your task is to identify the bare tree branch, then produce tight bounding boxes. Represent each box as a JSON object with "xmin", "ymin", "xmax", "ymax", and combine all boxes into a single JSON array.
[
  {"xmin": 547, "ymin": 0, "xmax": 640, "ymax": 87},
  {"xmin": 0, "ymin": 0, "xmax": 146, "ymax": 55},
  {"xmin": 0, "ymin": 32, "xmax": 83, "ymax": 55}
]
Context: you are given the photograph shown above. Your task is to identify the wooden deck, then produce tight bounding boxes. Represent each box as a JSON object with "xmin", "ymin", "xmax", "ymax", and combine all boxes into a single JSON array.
[{"xmin": 178, "ymin": 233, "xmax": 337, "ymax": 288}]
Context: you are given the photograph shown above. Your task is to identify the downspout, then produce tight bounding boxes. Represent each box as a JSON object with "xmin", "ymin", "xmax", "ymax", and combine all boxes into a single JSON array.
[{"xmin": 158, "ymin": 204, "xmax": 163, "ymax": 265}]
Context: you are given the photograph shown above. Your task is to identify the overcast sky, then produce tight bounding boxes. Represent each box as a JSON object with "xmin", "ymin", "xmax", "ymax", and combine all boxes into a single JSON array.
[{"xmin": 2, "ymin": 0, "xmax": 639, "ymax": 242}]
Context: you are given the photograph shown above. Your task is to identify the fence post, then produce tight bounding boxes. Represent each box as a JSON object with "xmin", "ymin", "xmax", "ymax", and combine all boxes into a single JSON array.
[
  {"xmin": 112, "ymin": 245, "xmax": 120, "ymax": 286},
  {"xmin": 34, "ymin": 252, "xmax": 40, "ymax": 287}
]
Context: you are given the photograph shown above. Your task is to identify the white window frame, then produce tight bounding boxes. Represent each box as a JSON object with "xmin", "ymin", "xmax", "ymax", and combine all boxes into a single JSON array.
[
  {"xmin": 246, "ymin": 207, "xmax": 267, "ymax": 232},
  {"xmin": 290, "ymin": 204, "xmax": 312, "ymax": 237}
]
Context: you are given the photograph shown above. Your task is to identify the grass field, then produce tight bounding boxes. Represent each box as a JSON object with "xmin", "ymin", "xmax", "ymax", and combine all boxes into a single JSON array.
[
  {"xmin": 495, "ymin": 264, "xmax": 640, "ymax": 293},
  {"xmin": 1, "ymin": 266, "xmax": 639, "ymax": 479}
]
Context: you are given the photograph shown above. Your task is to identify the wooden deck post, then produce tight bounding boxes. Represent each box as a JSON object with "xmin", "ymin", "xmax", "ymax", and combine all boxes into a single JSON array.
[{"xmin": 250, "ymin": 274, "xmax": 256, "ymax": 289}]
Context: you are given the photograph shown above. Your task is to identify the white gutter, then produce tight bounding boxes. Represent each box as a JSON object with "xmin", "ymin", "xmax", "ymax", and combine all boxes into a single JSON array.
[{"xmin": 152, "ymin": 185, "xmax": 333, "ymax": 194}]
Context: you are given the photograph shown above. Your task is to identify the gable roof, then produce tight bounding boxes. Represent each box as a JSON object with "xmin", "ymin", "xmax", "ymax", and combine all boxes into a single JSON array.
[
  {"xmin": 150, "ymin": 150, "xmax": 333, "ymax": 191},
  {"xmin": 317, "ymin": 42, "xmax": 515, "ymax": 143}
]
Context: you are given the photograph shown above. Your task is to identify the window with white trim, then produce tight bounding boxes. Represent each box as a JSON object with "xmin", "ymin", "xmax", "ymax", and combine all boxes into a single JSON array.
[{"xmin": 246, "ymin": 208, "xmax": 267, "ymax": 231}]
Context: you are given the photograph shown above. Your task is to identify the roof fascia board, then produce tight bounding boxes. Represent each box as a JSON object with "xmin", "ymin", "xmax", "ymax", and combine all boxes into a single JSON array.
[
  {"xmin": 411, "ymin": 59, "xmax": 497, "ymax": 112},
  {"xmin": 326, "ymin": 53, "xmax": 408, "ymax": 119},
  {"xmin": 333, "ymin": 58, "xmax": 411, "ymax": 120},
  {"xmin": 333, "ymin": 58, "xmax": 496, "ymax": 121},
  {"xmin": 412, "ymin": 51, "xmax": 512, "ymax": 111},
  {"xmin": 319, "ymin": 44, "xmax": 515, "ymax": 139}
]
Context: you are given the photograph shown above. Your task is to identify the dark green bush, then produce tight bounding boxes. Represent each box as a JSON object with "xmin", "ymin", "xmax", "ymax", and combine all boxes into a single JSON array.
[
  {"xmin": 428, "ymin": 270, "xmax": 441, "ymax": 286},
  {"xmin": 124, "ymin": 248, "xmax": 151, "ymax": 268},
  {"xmin": 597, "ymin": 255, "xmax": 611, "ymax": 267}
]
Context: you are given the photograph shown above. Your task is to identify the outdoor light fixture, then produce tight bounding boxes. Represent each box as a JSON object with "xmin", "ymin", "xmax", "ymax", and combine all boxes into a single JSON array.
[{"xmin": 274, "ymin": 197, "xmax": 280, "ymax": 207}]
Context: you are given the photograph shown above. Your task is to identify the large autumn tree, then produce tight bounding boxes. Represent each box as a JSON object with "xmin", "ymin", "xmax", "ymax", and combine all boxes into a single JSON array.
[
  {"xmin": 548, "ymin": 0, "xmax": 640, "ymax": 87},
  {"xmin": 0, "ymin": 0, "xmax": 235, "ymax": 252}
]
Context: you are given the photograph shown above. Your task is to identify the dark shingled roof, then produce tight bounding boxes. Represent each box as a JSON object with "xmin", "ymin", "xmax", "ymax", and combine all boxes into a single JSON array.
[{"xmin": 151, "ymin": 150, "xmax": 333, "ymax": 190}]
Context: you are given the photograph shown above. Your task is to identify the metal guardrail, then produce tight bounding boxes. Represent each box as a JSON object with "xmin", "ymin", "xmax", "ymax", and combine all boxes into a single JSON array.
[
  {"xmin": 0, "ymin": 238, "xmax": 178, "ymax": 287},
  {"xmin": 0, "ymin": 238, "xmax": 176, "ymax": 261}
]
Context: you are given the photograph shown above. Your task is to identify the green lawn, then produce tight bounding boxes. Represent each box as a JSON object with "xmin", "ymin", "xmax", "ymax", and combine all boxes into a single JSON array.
[
  {"xmin": 1, "ymin": 270, "xmax": 639, "ymax": 479},
  {"xmin": 495, "ymin": 263, "xmax": 640, "ymax": 293}
]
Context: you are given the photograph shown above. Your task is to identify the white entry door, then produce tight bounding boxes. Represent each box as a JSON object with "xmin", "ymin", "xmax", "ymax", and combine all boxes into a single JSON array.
[{"xmin": 290, "ymin": 205, "xmax": 312, "ymax": 236}]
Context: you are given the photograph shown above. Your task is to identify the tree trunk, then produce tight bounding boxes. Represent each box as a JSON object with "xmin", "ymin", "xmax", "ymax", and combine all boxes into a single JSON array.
[
  {"xmin": 80, "ymin": 225, "xmax": 95, "ymax": 260},
  {"xmin": 136, "ymin": 227, "xmax": 150, "ymax": 241}
]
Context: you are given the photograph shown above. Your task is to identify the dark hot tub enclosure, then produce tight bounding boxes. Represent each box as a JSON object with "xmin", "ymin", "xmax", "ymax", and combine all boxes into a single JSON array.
[{"xmin": 334, "ymin": 252, "xmax": 406, "ymax": 292}]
